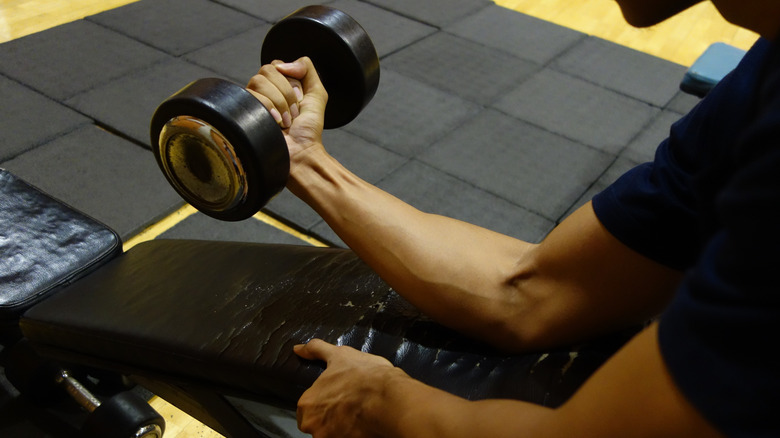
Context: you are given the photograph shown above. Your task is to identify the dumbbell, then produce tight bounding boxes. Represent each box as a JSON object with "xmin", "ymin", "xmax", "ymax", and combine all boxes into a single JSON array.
[{"xmin": 150, "ymin": 5, "xmax": 380, "ymax": 221}]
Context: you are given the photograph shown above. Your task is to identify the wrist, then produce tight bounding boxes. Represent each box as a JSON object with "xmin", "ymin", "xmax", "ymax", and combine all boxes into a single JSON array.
[
  {"xmin": 288, "ymin": 142, "xmax": 328, "ymax": 176},
  {"xmin": 286, "ymin": 143, "xmax": 329, "ymax": 195},
  {"xmin": 286, "ymin": 143, "xmax": 365, "ymax": 210},
  {"xmin": 375, "ymin": 368, "xmax": 465, "ymax": 438},
  {"xmin": 372, "ymin": 367, "xmax": 420, "ymax": 437}
]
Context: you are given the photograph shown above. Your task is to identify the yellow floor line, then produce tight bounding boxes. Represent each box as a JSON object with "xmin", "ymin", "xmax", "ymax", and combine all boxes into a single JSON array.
[
  {"xmin": 123, "ymin": 203, "xmax": 329, "ymax": 251},
  {"xmin": 252, "ymin": 210, "xmax": 329, "ymax": 247},
  {"xmin": 122, "ymin": 204, "xmax": 198, "ymax": 251}
]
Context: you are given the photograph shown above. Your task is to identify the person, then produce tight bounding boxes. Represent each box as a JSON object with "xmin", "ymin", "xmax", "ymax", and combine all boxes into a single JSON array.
[{"xmin": 246, "ymin": 0, "xmax": 779, "ymax": 436}]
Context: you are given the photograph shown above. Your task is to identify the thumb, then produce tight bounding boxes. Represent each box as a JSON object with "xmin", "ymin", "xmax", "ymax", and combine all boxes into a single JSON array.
[
  {"xmin": 276, "ymin": 57, "xmax": 327, "ymax": 106},
  {"xmin": 273, "ymin": 58, "xmax": 308, "ymax": 80}
]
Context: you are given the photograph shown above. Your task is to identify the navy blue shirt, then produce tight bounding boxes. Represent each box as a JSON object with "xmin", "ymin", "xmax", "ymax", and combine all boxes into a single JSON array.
[{"xmin": 593, "ymin": 38, "xmax": 779, "ymax": 437}]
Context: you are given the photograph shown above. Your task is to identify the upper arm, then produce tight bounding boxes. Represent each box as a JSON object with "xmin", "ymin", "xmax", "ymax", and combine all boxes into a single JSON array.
[{"xmin": 509, "ymin": 201, "xmax": 683, "ymax": 349}]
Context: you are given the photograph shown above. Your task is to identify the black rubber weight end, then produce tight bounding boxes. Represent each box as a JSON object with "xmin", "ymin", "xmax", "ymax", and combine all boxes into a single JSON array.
[
  {"xmin": 150, "ymin": 78, "xmax": 289, "ymax": 221},
  {"xmin": 261, "ymin": 5, "xmax": 380, "ymax": 129}
]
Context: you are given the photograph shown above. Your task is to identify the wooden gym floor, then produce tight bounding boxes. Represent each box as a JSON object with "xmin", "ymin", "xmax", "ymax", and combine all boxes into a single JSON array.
[
  {"xmin": 0, "ymin": 0, "xmax": 758, "ymax": 65},
  {"xmin": 0, "ymin": 1, "xmax": 759, "ymax": 437}
]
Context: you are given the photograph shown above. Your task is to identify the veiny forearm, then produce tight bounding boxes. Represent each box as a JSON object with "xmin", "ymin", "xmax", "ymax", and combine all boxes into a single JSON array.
[
  {"xmin": 288, "ymin": 146, "xmax": 538, "ymax": 350},
  {"xmin": 288, "ymin": 146, "xmax": 683, "ymax": 351}
]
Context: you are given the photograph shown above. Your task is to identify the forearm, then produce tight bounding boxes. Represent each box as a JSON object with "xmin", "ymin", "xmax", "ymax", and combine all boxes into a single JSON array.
[
  {"xmin": 379, "ymin": 373, "xmax": 557, "ymax": 438},
  {"xmin": 368, "ymin": 323, "xmax": 722, "ymax": 438},
  {"xmin": 288, "ymin": 146, "xmax": 537, "ymax": 349},
  {"xmin": 289, "ymin": 146, "xmax": 683, "ymax": 350},
  {"xmin": 254, "ymin": 57, "xmax": 680, "ymax": 352}
]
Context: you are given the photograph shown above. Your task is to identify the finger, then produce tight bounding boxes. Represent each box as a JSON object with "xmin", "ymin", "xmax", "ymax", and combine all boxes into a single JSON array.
[
  {"xmin": 245, "ymin": 88, "xmax": 284, "ymax": 126},
  {"xmin": 290, "ymin": 78, "xmax": 303, "ymax": 102},
  {"xmin": 283, "ymin": 77, "xmax": 302, "ymax": 119},
  {"xmin": 271, "ymin": 60, "xmax": 303, "ymax": 117},
  {"xmin": 296, "ymin": 392, "xmax": 322, "ymax": 435},
  {"xmin": 246, "ymin": 65, "xmax": 297, "ymax": 127},
  {"xmin": 288, "ymin": 77, "xmax": 303, "ymax": 114},
  {"xmin": 293, "ymin": 339, "xmax": 337, "ymax": 362},
  {"xmin": 260, "ymin": 63, "xmax": 300, "ymax": 109},
  {"xmin": 271, "ymin": 61, "xmax": 303, "ymax": 99},
  {"xmin": 246, "ymin": 77, "xmax": 290, "ymax": 128},
  {"xmin": 273, "ymin": 58, "xmax": 307, "ymax": 80},
  {"xmin": 276, "ymin": 57, "xmax": 328, "ymax": 114}
]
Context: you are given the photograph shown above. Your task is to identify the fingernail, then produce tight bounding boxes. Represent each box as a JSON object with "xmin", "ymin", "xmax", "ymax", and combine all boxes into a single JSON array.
[
  {"xmin": 269, "ymin": 108, "xmax": 282, "ymax": 125},
  {"xmin": 290, "ymin": 103, "xmax": 299, "ymax": 118},
  {"xmin": 282, "ymin": 111, "xmax": 292, "ymax": 128},
  {"xmin": 293, "ymin": 86, "xmax": 303, "ymax": 102}
]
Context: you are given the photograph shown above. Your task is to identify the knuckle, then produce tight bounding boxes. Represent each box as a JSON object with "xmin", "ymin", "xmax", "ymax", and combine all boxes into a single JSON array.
[
  {"xmin": 259, "ymin": 64, "xmax": 276, "ymax": 73},
  {"xmin": 246, "ymin": 75, "xmax": 266, "ymax": 89}
]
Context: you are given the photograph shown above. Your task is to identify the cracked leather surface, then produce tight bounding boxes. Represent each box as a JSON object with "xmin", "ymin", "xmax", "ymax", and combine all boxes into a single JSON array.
[
  {"xmin": 21, "ymin": 240, "xmax": 635, "ymax": 409},
  {"xmin": 0, "ymin": 169, "xmax": 121, "ymax": 328}
]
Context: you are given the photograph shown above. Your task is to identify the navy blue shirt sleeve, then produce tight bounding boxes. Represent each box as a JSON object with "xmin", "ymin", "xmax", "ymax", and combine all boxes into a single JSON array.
[
  {"xmin": 659, "ymin": 126, "xmax": 780, "ymax": 437},
  {"xmin": 592, "ymin": 38, "xmax": 780, "ymax": 437},
  {"xmin": 591, "ymin": 137, "xmax": 699, "ymax": 270},
  {"xmin": 592, "ymin": 38, "xmax": 772, "ymax": 270}
]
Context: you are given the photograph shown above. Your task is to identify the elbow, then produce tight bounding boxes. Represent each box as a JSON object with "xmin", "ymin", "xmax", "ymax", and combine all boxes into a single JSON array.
[
  {"xmin": 475, "ymin": 250, "xmax": 560, "ymax": 353},
  {"xmin": 476, "ymin": 297, "xmax": 561, "ymax": 354},
  {"xmin": 485, "ymin": 322, "xmax": 560, "ymax": 354}
]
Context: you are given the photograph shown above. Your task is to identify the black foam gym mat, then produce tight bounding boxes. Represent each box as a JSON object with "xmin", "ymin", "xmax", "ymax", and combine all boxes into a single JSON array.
[
  {"xmin": 1, "ymin": 126, "xmax": 182, "ymax": 239},
  {"xmin": 87, "ymin": 0, "xmax": 263, "ymax": 57},
  {"xmin": 366, "ymin": 0, "xmax": 492, "ymax": 27},
  {"xmin": 382, "ymin": 32, "xmax": 538, "ymax": 105},
  {"xmin": 622, "ymin": 110, "xmax": 686, "ymax": 164},
  {"xmin": 216, "ymin": 0, "xmax": 337, "ymax": 23},
  {"xmin": 65, "ymin": 58, "xmax": 222, "ymax": 147},
  {"xmin": 183, "ymin": 25, "xmax": 273, "ymax": 84},
  {"xmin": 446, "ymin": 5, "xmax": 586, "ymax": 64},
  {"xmin": 330, "ymin": 0, "xmax": 438, "ymax": 58},
  {"xmin": 552, "ymin": 37, "xmax": 687, "ymax": 107},
  {"xmin": 344, "ymin": 70, "xmax": 481, "ymax": 157},
  {"xmin": 378, "ymin": 160, "xmax": 555, "ymax": 242},
  {"xmin": 420, "ymin": 109, "xmax": 613, "ymax": 221},
  {"xmin": 0, "ymin": 77, "xmax": 90, "ymax": 161},
  {"xmin": 0, "ymin": 20, "xmax": 167, "ymax": 102},
  {"xmin": 495, "ymin": 69, "xmax": 659, "ymax": 153}
]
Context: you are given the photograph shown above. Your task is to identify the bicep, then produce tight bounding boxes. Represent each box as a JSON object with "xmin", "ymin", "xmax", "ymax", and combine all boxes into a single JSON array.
[{"xmin": 511, "ymin": 202, "xmax": 683, "ymax": 348}]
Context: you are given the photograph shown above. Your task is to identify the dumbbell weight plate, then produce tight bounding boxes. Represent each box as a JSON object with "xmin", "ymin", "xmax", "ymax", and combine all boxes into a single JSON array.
[
  {"xmin": 151, "ymin": 78, "xmax": 289, "ymax": 221},
  {"xmin": 261, "ymin": 5, "xmax": 380, "ymax": 129},
  {"xmin": 150, "ymin": 5, "xmax": 379, "ymax": 221}
]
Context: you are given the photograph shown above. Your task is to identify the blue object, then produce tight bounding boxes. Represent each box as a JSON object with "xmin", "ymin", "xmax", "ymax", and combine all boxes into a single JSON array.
[{"xmin": 680, "ymin": 42, "xmax": 746, "ymax": 97}]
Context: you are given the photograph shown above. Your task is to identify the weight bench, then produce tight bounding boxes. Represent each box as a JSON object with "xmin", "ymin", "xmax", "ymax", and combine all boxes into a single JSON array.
[
  {"xmin": 680, "ymin": 42, "xmax": 747, "ymax": 97},
  {"xmin": 1, "ymin": 168, "xmax": 635, "ymax": 437}
]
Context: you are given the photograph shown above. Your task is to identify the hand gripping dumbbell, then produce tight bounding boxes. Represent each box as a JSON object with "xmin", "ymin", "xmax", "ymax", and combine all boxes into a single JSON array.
[{"xmin": 150, "ymin": 5, "xmax": 379, "ymax": 221}]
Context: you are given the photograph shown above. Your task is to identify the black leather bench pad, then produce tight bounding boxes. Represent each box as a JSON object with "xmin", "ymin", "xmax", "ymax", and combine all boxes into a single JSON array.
[
  {"xmin": 0, "ymin": 169, "xmax": 121, "ymax": 330},
  {"xmin": 21, "ymin": 240, "xmax": 632, "ymax": 409}
]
